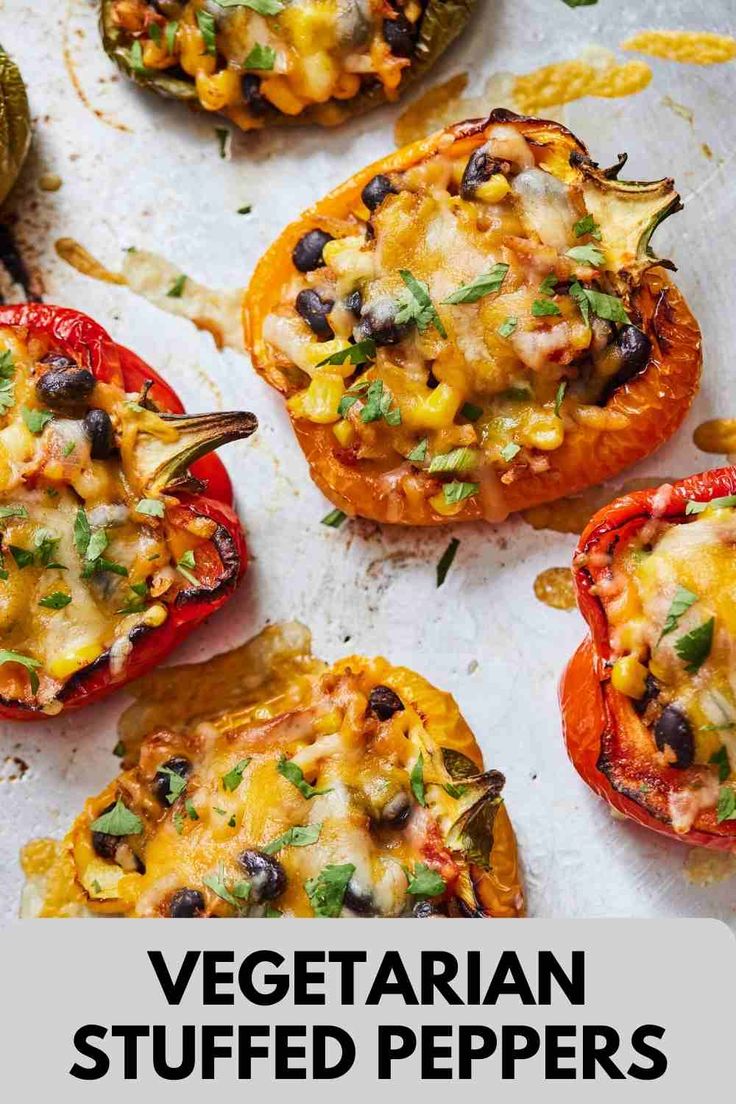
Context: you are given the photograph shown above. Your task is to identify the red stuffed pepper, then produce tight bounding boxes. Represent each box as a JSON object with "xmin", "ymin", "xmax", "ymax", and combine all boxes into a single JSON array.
[
  {"xmin": 561, "ymin": 466, "xmax": 736, "ymax": 849},
  {"xmin": 0, "ymin": 304, "xmax": 255, "ymax": 720}
]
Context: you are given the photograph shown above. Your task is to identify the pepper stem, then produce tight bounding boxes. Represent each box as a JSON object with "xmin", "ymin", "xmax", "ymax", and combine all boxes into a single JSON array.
[{"xmin": 130, "ymin": 410, "xmax": 258, "ymax": 495}]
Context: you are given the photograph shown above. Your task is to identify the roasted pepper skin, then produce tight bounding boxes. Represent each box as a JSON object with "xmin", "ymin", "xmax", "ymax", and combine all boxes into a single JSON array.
[
  {"xmin": 244, "ymin": 111, "xmax": 702, "ymax": 526},
  {"xmin": 0, "ymin": 304, "xmax": 248, "ymax": 721},
  {"xmin": 560, "ymin": 466, "xmax": 736, "ymax": 849},
  {"xmin": 0, "ymin": 45, "xmax": 30, "ymax": 206},
  {"xmin": 99, "ymin": 0, "xmax": 477, "ymax": 130}
]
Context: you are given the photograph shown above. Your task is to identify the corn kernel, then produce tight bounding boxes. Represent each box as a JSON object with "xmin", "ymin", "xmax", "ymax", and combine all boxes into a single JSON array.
[
  {"xmin": 475, "ymin": 174, "xmax": 511, "ymax": 204},
  {"xmin": 429, "ymin": 491, "xmax": 464, "ymax": 517},
  {"xmin": 611, "ymin": 655, "xmax": 648, "ymax": 699},
  {"xmin": 195, "ymin": 68, "xmax": 242, "ymax": 111},
  {"xmin": 302, "ymin": 338, "xmax": 353, "ymax": 376},
  {"xmin": 261, "ymin": 76, "xmax": 307, "ymax": 116},
  {"xmin": 294, "ymin": 51, "xmax": 339, "ymax": 103},
  {"xmin": 333, "ymin": 418, "xmax": 355, "ymax": 447},
  {"xmin": 47, "ymin": 642, "xmax": 103, "ymax": 681},
  {"xmin": 288, "ymin": 374, "xmax": 344, "ymax": 424},
  {"xmin": 404, "ymin": 382, "xmax": 464, "ymax": 430},
  {"xmin": 313, "ymin": 708, "xmax": 343, "ymax": 735},
  {"xmin": 282, "ymin": 4, "xmax": 334, "ymax": 50},
  {"xmin": 520, "ymin": 413, "xmax": 564, "ymax": 452},
  {"xmin": 178, "ymin": 25, "xmax": 215, "ymax": 77},
  {"xmin": 143, "ymin": 39, "xmax": 176, "ymax": 69},
  {"xmin": 332, "ymin": 72, "xmax": 362, "ymax": 100}
]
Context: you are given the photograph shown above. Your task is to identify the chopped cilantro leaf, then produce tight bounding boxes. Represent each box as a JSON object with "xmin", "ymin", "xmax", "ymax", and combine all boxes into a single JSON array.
[
  {"xmin": 0, "ymin": 649, "xmax": 42, "ymax": 693},
  {"xmin": 177, "ymin": 549, "xmax": 199, "ymax": 587},
  {"xmin": 406, "ymin": 863, "xmax": 446, "ymax": 898},
  {"xmin": 263, "ymin": 823, "xmax": 322, "ymax": 854},
  {"xmin": 497, "ymin": 316, "xmax": 518, "ymax": 339},
  {"xmin": 410, "ymin": 752, "xmax": 426, "ymax": 806},
  {"xmin": 674, "ymin": 617, "xmax": 714, "ymax": 674},
  {"xmin": 566, "ymin": 244, "xmax": 605, "ymax": 267},
  {"xmin": 710, "ymin": 747, "xmax": 731, "ymax": 783},
  {"xmin": 157, "ymin": 765, "xmax": 188, "ymax": 804},
  {"xmin": 395, "ymin": 269, "xmax": 447, "ymax": 338},
  {"xmin": 573, "ymin": 213, "xmax": 602, "ymax": 239},
  {"xmin": 243, "ymin": 43, "xmax": 276, "ymax": 69},
  {"xmin": 532, "ymin": 298, "xmax": 561, "ymax": 317},
  {"xmin": 321, "ymin": 508, "xmax": 347, "ymax": 528},
  {"xmin": 407, "ymin": 437, "xmax": 428, "ymax": 463},
  {"xmin": 304, "ymin": 863, "xmax": 355, "ymax": 917},
  {"xmin": 436, "ymin": 537, "xmax": 459, "ymax": 588},
  {"xmin": 716, "ymin": 787, "xmax": 736, "ymax": 823},
  {"xmin": 136, "ymin": 498, "xmax": 165, "ymax": 518},
  {"xmin": 166, "ymin": 275, "xmax": 187, "ymax": 299},
  {"xmin": 89, "ymin": 799, "xmax": 143, "ymax": 836},
  {"xmin": 554, "ymin": 380, "xmax": 567, "ymax": 418},
  {"xmin": 222, "ymin": 757, "xmax": 251, "ymax": 792},
  {"xmin": 685, "ymin": 495, "xmax": 736, "ymax": 515},
  {"xmin": 661, "ymin": 586, "xmax": 698, "ymax": 637},
  {"xmin": 21, "ymin": 407, "xmax": 53, "ymax": 434},
  {"xmin": 428, "ymin": 447, "xmax": 477, "ymax": 474},
  {"xmin": 196, "ymin": 9, "xmax": 217, "ymax": 53},
  {"xmin": 318, "ymin": 338, "xmax": 376, "ymax": 369},
  {"xmin": 442, "ymin": 263, "xmax": 509, "ymax": 305},
  {"xmin": 277, "ymin": 756, "xmax": 332, "ymax": 799},
  {"xmin": 443, "ymin": 481, "xmax": 479, "ymax": 505},
  {"xmin": 38, "ymin": 591, "xmax": 71, "ymax": 610},
  {"xmin": 500, "ymin": 442, "xmax": 520, "ymax": 462}
]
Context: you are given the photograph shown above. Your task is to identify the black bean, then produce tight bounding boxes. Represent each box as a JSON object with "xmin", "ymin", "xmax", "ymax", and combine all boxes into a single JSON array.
[
  {"xmin": 412, "ymin": 900, "xmax": 445, "ymax": 918},
  {"xmin": 343, "ymin": 880, "xmax": 375, "ymax": 915},
  {"xmin": 91, "ymin": 802, "xmax": 119, "ymax": 860},
  {"xmin": 369, "ymin": 684, "xmax": 405, "ymax": 720},
  {"xmin": 633, "ymin": 673, "xmax": 660, "ymax": 716},
  {"xmin": 358, "ymin": 305, "xmax": 407, "ymax": 347},
  {"xmin": 242, "ymin": 74, "xmax": 268, "ymax": 116},
  {"xmin": 152, "ymin": 756, "xmax": 192, "ymax": 805},
  {"xmin": 613, "ymin": 324, "xmax": 651, "ymax": 380},
  {"xmin": 361, "ymin": 174, "xmax": 397, "ymax": 212},
  {"xmin": 383, "ymin": 13, "xmax": 416, "ymax": 58},
  {"xmin": 168, "ymin": 888, "xmax": 206, "ymax": 918},
  {"xmin": 83, "ymin": 408, "xmax": 116, "ymax": 460},
  {"xmin": 380, "ymin": 790, "xmax": 412, "ymax": 829},
  {"xmin": 654, "ymin": 704, "xmax": 694, "ymax": 769},
  {"xmin": 292, "ymin": 229, "xmax": 333, "ymax": 273},
  {"xmin": 345, "ymin": 289, "xmax": 363, "ymax": 317},
  {"xmin": 36, "ymin": 354, "xmax": 95, "ymax": 411},
  {"xmin": 295, "ymin": 289, "xmax": 334, "ymax": 341},
  {"xmin": 238, "ymin": 849, "xmax": 286, "ymax": 903},
  {"xmin": 460, "ymin": 148, "xmax": 505, "ymax": 199}
]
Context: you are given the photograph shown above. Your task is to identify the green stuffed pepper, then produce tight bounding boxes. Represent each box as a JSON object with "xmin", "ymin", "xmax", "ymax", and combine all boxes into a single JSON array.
[
  {"xmin": 0, "ymin": 46, "xmax": 30, "ymax": 206},
  {"xmin": 99, "ymin": 0, "xmax": 476, "ymax": 130}
]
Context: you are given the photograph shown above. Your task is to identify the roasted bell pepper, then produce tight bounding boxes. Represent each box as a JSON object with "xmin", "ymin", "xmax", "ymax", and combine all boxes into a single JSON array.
[
  {"xmin": 22, "ymin": 622, "xmax": 523, "ymax": 917},
  {"xmin": 0, "ymin": 45, "xmax": 30, "ymax": 206},
  {"xmin": 0, "ymin": 303, "xmax": 256, "ymax": 720},
  {"xmin": 100, "ymin": 0, "xmax": 475, "ymax": 131},
  {"xmin": 561, "ymin": 466, "xmax": 736, "ymax": 850},
  {"xmin": 245, "ymin": 110, "xmax": 702, "ymax": 525}
]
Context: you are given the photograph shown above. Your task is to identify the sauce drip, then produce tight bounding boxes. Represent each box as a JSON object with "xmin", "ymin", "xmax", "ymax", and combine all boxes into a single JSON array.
[
  {"xmin": 533, "ymin": 567, "xmax": 576, "ymax": 610},
  {"xmin": 55, "ymin": 238, "xmax": 126, "ymax": 285},
  {"xmin": 693, "ymin": 419, "xmax": 736, "ymax": 456}
]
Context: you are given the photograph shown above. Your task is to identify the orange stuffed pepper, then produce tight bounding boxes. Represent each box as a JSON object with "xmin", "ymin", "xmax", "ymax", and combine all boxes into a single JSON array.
[
  {"xmin": 245, "ymin": 110, "xmax": 701, "ymax": 525},
  {"xmin": 561, "ymin": 468, "xmax": 736, "ymax": 850}
]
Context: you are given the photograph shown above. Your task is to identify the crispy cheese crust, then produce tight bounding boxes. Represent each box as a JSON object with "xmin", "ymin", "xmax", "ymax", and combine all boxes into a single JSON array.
[{"xmin": 22, "ymin": 628, "xmax": 523, "ymax": 918}]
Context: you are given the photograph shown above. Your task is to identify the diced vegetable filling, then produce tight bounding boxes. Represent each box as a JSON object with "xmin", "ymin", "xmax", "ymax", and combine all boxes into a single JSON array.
[
  {"xmin": 0, "ymin": 327, "xmax": 217, "ymax": 710},
  {"xmin": 264, "ymin": 123, "xmax": 656, "ymax": 518},
  {"xmin": 110, "ymin": 0, "xmax": 425, "ymax": 125},
  {"xmin": 35, "ymin": 658, "xmax": 506, "ymax": 917},
  {"xmin": 604, "ymin": 500, "xmax": 736, "ymax": 825}
]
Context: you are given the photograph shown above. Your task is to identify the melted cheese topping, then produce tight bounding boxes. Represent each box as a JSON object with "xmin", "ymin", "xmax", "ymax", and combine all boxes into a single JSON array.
[
  {"xmin": 265, "ymin": 123, "xmax": 662, "ymax": 518},
  {"xmin": 605, "ymin": 505, "xmax": 736, "ymax": 794},
  {"xmin": 621, "ymin": 31, "xmax": 736, "ymax": 66},
  {"xmin": 25, "ymin": 654, "xmax": 510, "ymax": 918},
  {"xmin": 111, "ymin": 0, "xmax": 422, "ymax": 127},
  {"xmin": 0, "ymin": 326, "xmax": 217, "ymax": 711}
]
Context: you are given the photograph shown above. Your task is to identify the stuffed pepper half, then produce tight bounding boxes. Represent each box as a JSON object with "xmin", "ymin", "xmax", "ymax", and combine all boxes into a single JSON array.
[
  {"xmin": 100, "ymin": 0, "xmax": 475, "ymax": 130},
  {"xmin": 0, "ymin": 304, "xmax": 255, "ymax": 719},
  {"xmin": 22, "ymin": 623, "xmax": 523, "ymax": 917},
  {"xmin": 0, "ymin": 45, "xmax": 30, "ymax": 206},
  {"xmin": 245, "ymin": 110, "xmax": 701, "ymax": 525},
  {"xmin": 561, "ymin": 467, "xmax": 736, "ymax": 850}
]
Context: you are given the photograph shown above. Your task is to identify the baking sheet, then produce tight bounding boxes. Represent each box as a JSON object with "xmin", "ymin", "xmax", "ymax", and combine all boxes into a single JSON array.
[{"xmin": 0, "ymin": 0, "xmax": 734, "ymax": 921}]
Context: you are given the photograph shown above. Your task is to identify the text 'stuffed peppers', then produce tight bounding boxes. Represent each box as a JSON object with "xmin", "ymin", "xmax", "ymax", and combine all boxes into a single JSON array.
[
  {"xmin": 561, "ymin": 467, "xmax": 736, "ymax": 849},
  {"xmin": 0, "ymin": 304, "xmax": 256, "ymax": 719}
]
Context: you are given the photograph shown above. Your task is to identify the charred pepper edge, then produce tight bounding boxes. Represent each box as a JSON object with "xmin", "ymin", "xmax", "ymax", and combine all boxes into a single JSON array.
[
  {"xmin": 0, "ymin": 45, "xmax": 31, "ymax": 206},
  {"xmin": 563, "ymin": 466, "xmax": 736, "ymax": 848},
  {"xmin": 99, "ymin": 0, "xmax": 478, "ymax": 128}
]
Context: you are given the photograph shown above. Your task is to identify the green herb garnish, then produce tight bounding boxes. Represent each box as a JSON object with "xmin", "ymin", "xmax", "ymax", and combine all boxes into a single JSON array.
[
  {"xmin": 395, "ymin": 270, "xmax": 447, "ymax": 338},
  {"xmin": 685, "ymin": 495, "xmax": 736, "ymax": 515},
  {"xmin": 38, "ymin": 591, "xmax": 72, "ymax": 610},
  {"xmin": 710, "ymin": 747, "xmax": 731, "ymax": 783},
  {"xmin": 407, "ymin": 437, "xmax": 428, "ymax": 463},
  {"xmin": 410, "ymin": 752, "xmax": 426, "ymax": 806},
  {"xmin": 157, "ymin": 766, "xmax": 188, "ymax": 804},
  {"xmin": 554, "ymin": 380, "xmax": 567, "ymax": 418},
  {"xmin": 304, "ymin": 863, "xmax": 355, "ymax": 917},
  {"xmin": 0, "ymin": 649, "xmax": 42, "ymax": 693},
  {"xmin": 243, "ymin": 43, "xmax": 276, "ymax": 69},
  {"xmin": 406, "ymin": 863, "xmax": 446, "ymax": 898},
  {"xmin": 443, "ymin": 481, "xmax": 479, "ymax": 505},
  {"xmin": 500, "ymin": 442, "xmax": 520, "ymax": 462},
  {"xmin": 442, "ymin": 263, "xmax": 509, "ymax": 305},
  {"xmin": 460, "ymin": 402, "xmax": 483, "ymax": 421},
  {"xmin": 532, "ymin": 298, "xmax": 561, "ymax": 317},
  {"xmin": 497, "ymin": 317, "xmax": 518, "ymax": 339},
  {"xmin": 136, "ymin": 498, "xmax": 165, "ymax": 518},
  {"xmin": 222, "ymin": 757, "xmax": 252, "ymax": 792},
  {"xmin": 263, "ymin": 823, "xmax": 322, "ymax": 854},
  {"xmin": 318, "ymin": 338, "xmax": 376, "ymax": 369},
  {"xmin": 573, "ymin": 213, "xmax": 602, "ymax": 239},
  {"xmin": 566, "ymin": 244, "xmax": 605, "ymax": 267},
  {"xmin": 278, "ymin": 756, "xmax": 332, "ymax": 799},
  {"xmin": 716, "ymin": 787, "xmax": 736, "ymax": 823},
  {"xmin": 436, "ymin": 537, "xmax": 459, "ymax": 588},
  {"xmin": 661, "ymin": 586, "xmax": 698, "ymax": 637},
  {"xmin": 428, "ymin": 447, "xmax": 477, "ymax": 474},
  {"xmin": 675, "ymin": 617, "xmax": 714, "ymax": 674},
  {"xmin": 196, "ymin": 9, "xmax": 217, "ymax": 53},
  {"xmin": 89, "ymin": 799, "xmax": 143, "ymax": 836},
  {"xmin": 21, "ymin": 407, "xmax": 53, "ymax": 434},
  {"xmin": 321, "ymin": 508, "xmax": 347, "ymax": 528},
  {"xmin": 166, "ymin": 275, "xmax": 187, "ymax": 299},
  {"xmin": 177, "ymin": 549, "xmax": 199, "ymax": 587}
]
